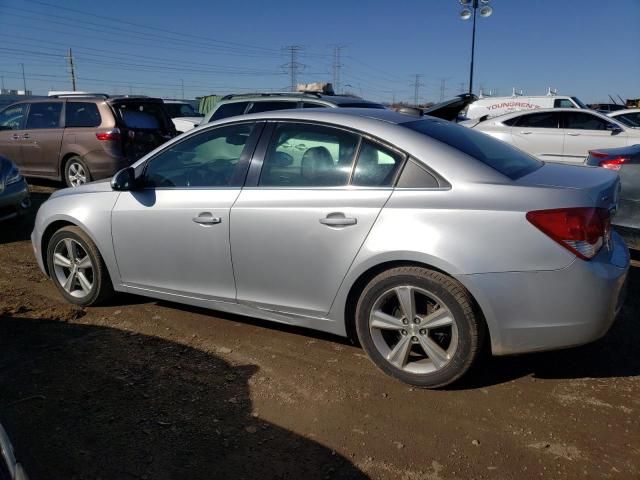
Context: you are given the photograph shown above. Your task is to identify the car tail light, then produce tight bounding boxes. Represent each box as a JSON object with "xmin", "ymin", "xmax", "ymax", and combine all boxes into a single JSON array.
[
  {"xmin": 526, "ymin": 207, "xmax": 611, "ymax": 260},
  {"xmin": 95, "ymin": 128, "xmax": 121, "ymax": 141},
  {"xmin": 589, "ymin": 151, "xmax": 628, "ymax": 171}
]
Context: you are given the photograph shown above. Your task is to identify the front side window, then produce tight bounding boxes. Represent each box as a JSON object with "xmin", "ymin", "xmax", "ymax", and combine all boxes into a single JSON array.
[
  {"xmin": 564, "ymin": 112, "xmax": 611, "ymax": 131},
  {"xmin": 515, "ymin": 112, "xmax": 560, "ymax": 128},
  {"xmin": 259, "ymin": 123, "xmax": 359, "ymax": 187},
  {"xmin": 615, "ymin": 113, "xmax": 640, "ymax": 128},
  {"xmin": 554, "ymin": 99, "xmax": 576, "ymax": 108},
  {"xmin": 26, "ymin": 102, "xmax": 62, "ymax": 129},
  {"xmin": 0, "ymin": 104, "xmax": 27, "ymax": 130},
  {"xmin": 210, "ymin": 102, "xmax": 250, "ymax": 121},
  {"xmin": 65, "ymin": 102, "xmax": 102, "ymax": 128},
  {"xmin": 143, "ymin": 123, "xmax": 255, "ymax": 188},
  {"xmin": 246, "ymin": 101, "xmax": 298, "ymax": 114},
  {"xmin": 351, "ymin": 139, "xmax": 404, "ymax": 186}
]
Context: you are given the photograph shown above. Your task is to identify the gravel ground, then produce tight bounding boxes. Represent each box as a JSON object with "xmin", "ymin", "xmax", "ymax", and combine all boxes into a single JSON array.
[{"xmin": 0, "ymin": 183, "xmax": 638, "ymax": 480}]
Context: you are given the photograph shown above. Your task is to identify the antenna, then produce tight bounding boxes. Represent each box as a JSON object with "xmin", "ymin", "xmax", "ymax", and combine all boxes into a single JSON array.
[{"xmin": 608, "ymin": 94, "xmax": 618, "ymax": 105}]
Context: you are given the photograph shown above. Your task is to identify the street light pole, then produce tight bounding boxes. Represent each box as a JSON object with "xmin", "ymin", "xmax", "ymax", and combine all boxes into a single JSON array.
[
  {"xmin": 459, "ymin": 0, "xmax": 493, "ymax": 95},
  {"xmin": 468, "ymin": 0, "xmax": 477, "ymax": 95}
]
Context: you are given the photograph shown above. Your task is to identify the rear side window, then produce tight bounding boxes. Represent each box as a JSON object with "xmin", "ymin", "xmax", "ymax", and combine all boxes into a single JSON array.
[
  {"xmin": 351, "ymin": 140, "xmax": 404, "ymax": 187},
  {"xmin": 403, "ymin": 119, "xmax": 542, "ymax": 180},
  {"xmin": 246, "ymin": 101, "xmax": 298, "ymax": 114},
  {"xmin": 113, "ymin": 101, "xmax": 172, "ymax": 132},
  {"xmin": 616, "ymin": 112, "xmax": 640, "ymax": 127},
  {"xmin": 65, "ymin": 102, "xmax": 101, "ymax": 127},
  {"xmin": 514, "ymin": 112, "xmax": 560, "ymax": 128},
  {"xmin": 211, "ymin": 102, "xmax": 250, "ymax": 121},
  {"xmin": 26, "ymin": 102, "xmax": 62, "ymax": 129}
]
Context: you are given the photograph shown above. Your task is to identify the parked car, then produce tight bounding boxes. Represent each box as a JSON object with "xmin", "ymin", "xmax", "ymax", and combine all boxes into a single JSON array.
[
  {"xmin": 467, "ymin": 108, "xmax": 640, "ymax": 164},
  {"xmin": 607, "ymin": 109, "xmax": 640, "ymax": 128},
  {"xmin": 0, "ymin": 422, "xmax": 28, "ymax": 480},
  {"xmin": 0, "ymin": 156, "xmax": 30, "ymax": 222},
  {"xmin": 0, "ymin": 94, "xmax": 177, "ymax": 188},
  {"xmin": 586, "ymin": 145, "xmax": 640, "ymax": 251},
  {"xmin": 163, "ymin": 99, "xmax": 203, "ymax": 133},
  {"xmin": 203, "ymin": 92, "xmax": 385, "ymax": 123},
  {"xmin": 32, "ymin": 109, "xmax": 629, "ymax": 388},
  {"xmin": 464, "ymin": 94, "xmax": 587, "ymax": 120},
  {"xmin": 588, "ymin": 103, "xmax": 628, "ymax": 114}
]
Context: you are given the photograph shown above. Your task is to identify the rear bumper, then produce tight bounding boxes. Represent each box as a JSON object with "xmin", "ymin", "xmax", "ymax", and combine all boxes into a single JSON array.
[
  {"xmin": 0, "ymin": 178, "xmax": 30, "ymax": 221},
  {"xmin": 459, "ymin": 232, "xmax": 630, "ymax": 356}
]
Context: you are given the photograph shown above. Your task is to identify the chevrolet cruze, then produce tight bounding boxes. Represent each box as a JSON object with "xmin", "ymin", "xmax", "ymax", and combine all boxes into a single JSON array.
[{"xmin": 31, "ymin": 109, "xmax": 629, "ymax": 388}]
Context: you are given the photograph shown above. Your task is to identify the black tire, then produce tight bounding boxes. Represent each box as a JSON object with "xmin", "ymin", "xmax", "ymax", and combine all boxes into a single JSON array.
[
  {"xmin": 63, "ymin": 156, "xmax": 91, "ymax": 188},
  {"xmin": 46, "ymin": 226, "xmax": 114, "ymax": 306},
  {"xmin": 355, "ymin": 266, "xmax": 484, "ymax": 388}
]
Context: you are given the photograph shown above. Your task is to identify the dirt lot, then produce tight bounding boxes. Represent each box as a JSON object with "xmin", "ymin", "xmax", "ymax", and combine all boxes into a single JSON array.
[{"xmin": 1, "ymin": 184, "xmax": 639, "ymax": 480}]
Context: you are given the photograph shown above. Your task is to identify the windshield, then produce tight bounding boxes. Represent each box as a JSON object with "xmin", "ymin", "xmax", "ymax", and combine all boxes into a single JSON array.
[
  {"xmin": 164, "ymin": 102, "xmax": 203, "ymax": 118},
  {"xmin": 403, "ymin": 119, "xmax": 542, "ymax": 180},
  {"xmin": 571, "ymin": 96, "xmax": 588, "ymax": 109}
]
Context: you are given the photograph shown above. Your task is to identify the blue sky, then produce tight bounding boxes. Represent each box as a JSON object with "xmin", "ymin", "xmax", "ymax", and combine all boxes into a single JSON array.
[{"xmin": 0, "ymin": 0, "xmax": 638, "ymax": 103}]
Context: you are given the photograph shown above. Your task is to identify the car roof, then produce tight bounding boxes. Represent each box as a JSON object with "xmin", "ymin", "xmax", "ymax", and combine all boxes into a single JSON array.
[
  {"xmin": 608, "ymin": 108, "xmax": 640, "ymax": 116},
  {"xmin": 480, "ymin": 107, "xmax": 613, "ymax": 123},
  {"xmin": 219, "ymin": 93, "xmax": 382, "ymax": 106}
]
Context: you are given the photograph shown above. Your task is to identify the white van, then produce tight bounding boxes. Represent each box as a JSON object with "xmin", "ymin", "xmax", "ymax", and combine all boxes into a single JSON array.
[{"xmin": 465, "ymin": 94, "xmax": 588, "ymax": 120}]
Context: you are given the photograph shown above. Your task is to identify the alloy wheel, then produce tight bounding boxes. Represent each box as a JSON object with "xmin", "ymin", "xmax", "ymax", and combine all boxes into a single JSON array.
[
  {"xmin": 67, "ymin": 161, "xmax": 87, "ymax": 187},
  {"xmin": 52, "ymin": 238, "xmax": 94, "ymax": 299}
]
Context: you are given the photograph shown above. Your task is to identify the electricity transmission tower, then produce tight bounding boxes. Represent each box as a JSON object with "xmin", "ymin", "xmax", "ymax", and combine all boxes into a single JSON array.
[
  {"xmin": 284, "ymin": 45, "xmax": 303, "ymax": 92},
  {"xmin": 332, "ymin": 45, "xmax": 344, "ymax": 94},
  {"xmin": 411, "ymin": 74, "xmax": 424, "ymax": 106}
]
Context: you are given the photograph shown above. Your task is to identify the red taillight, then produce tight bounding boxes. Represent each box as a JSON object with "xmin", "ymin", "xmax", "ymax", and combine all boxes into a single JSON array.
[
  {"xmin": 95, "ymin": 128, "xmax": 121, "ymax": 141},
  {"xmin": 599, "ymin": 157, "xmax": 627, "ymax": 171},
  {"xmin": 526, "ymin": 207, "xmax": 610, "ymax": 260}
]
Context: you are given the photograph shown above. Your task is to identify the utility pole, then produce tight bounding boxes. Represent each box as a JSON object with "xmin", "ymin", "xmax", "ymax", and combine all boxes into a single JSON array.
[
  {"xmin": 1, "ymin": 75, "xmax": 4, "ymax": 91},
  {"xmin": 284, "ymin": 45, "xmax": 303, "ymax": 92},
  {"xmin": 20, "ymin": 63, "xmax": 27, "ymax": 93},
  {"xmin": 439, "ymin": 78, "xmax": 447, "ymax": 102},
  {"xmin": 411, "ymin": 74, "xmax": 424, "ymax": 106},
  {"xmin": 332, "ymin": 45, "xmax": 344, "ymax": 94},
  {"xmin": 67, "ymin": 48, "xmax": 77, "ymax": 91},
  {"xmin": 181, "ymin": 78, "xmax": 185, "ymax": 99}
]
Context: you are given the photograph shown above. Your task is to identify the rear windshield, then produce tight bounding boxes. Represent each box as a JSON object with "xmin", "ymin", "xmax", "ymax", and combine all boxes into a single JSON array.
[
  {"xmin": 112, "ymin": 101, "xmax": 173, "ymax": 132},
  {"xmin": 338, "ymin": 102, "xmax": 385, "ymax": 109},
  {"xmin": 403, "ymin": 119, "xmax": 542, "ymax": 180}
]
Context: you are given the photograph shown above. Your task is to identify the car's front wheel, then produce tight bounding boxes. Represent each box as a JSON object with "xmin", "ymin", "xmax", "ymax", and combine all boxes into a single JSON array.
[
  {"xmin": 355, "ymin": 266, "xmax": 484, "ymax": 388},
  {"xmin": 46, "ymin": 226, "xmax": 113, "ymax": 306}
]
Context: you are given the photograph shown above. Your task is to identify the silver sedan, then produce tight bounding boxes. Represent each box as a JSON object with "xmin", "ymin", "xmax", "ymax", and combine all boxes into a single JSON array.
[{"xmin": 31, "ymin": 109, "xmax": 629, "ymax": 388}]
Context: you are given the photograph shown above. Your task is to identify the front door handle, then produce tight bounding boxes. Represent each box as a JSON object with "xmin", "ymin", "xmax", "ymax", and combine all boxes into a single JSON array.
[
  {"xmin": 22, "ymin": 133, "xmax": 30, "ymax": 139},
  {"xmin": 11, "ymin": 134, "xmax": 20, "ymax": 140},
  {"xmin": 193, "ymin": 212, "xmax": 222, "ymax": 225},
  {"xmin": 519, "ymin": 130, "xmax": 533, "ymax": 135},
  {"xmin": 320, "ymin": 213, "xmax": 357, "ymax": 227},
  {"xmin": 567, "ymin": 132, "xmax": 580, "ymax": 136}
]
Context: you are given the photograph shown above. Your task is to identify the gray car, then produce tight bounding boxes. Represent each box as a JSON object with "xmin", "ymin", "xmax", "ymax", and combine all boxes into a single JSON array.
[
  {"xmin": 0, "ymin": 156, "xmax": 30, "ymax": 222},
  {"xmin": 31, "ymin": 109, "xmax": 629, "ymax": 388}
]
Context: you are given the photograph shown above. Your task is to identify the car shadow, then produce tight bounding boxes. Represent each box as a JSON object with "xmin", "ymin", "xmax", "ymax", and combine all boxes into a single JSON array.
[
  {"xmin": 0, "ymin": 315, "xmax": 368, "ymax": 480},
  {"xmin": 455, "ymin": 265, "xmax": 640, "ymax": 389},
  {"xmin": 0, "ymin": 190, "xmax": 51, "ymax": 245}
]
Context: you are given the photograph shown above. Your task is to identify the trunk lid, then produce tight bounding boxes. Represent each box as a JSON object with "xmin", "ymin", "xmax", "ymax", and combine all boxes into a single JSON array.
[
  {"xmin": 517, "ymin": 162, "xmax": 620, "ymax": 213},
  {"xmin": 109, "ymin": 98, "xmax": 176, "ymax": 162}
]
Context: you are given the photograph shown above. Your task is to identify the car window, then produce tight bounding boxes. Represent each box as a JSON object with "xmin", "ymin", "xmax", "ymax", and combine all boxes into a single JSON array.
[
  {"xmin": 403, "ymin": 119, "xmax": 542, "ymax": 180},
  {"xmin": 396, "ymin": 158, "xmax": 440, "ymax": 188},
  {"xmin": 564, "ymin": 112, "xmax": 611, "ymax": 130},
  {"xmin": 351, "ymin": 139, "xmax": 404, "ymax": 187},
  {"xmin": 143, "ymin": 123, "xmax": 254, "ymax": 188},
  {"xmin": 303, "ymin": 102, "xmax": 329, "ymax": 108},
  {"xmin": 246, "ymin": 101, "xmax": 298, "ymax": 114},
  {"xmin": 259, "ymin": 123, "xmax": 359, "ymax": 187},
  {"xmin": 554, "ymin": 99, "xmax": 575, "ymax": 108},
  {"xmin": 25, "ymin": 102, "xmax": 62, "ymax": 129},
  {"xmin": 513, "ymin": 112, "xmax": 560, "ymax": 128},
  {"xmin": 0, "ymin": 104, "xmax": 27, "ymax": 130},
  {"xmin": 113, "ymin": 101, "xmax": 172, "ymax": 132},
  {"xmin": 165, "ymin": 103, "xmax": 202, "ymax": 118},
  {"xmin": 616, "ymin": 113, "xmax": 640, "ymax": 128},
  {"xmin": 65, "ymin": 102, "xmax": 102, "ymax": 128},
  {"xmin": 210, "ymin": 102, "xmax": 250, "ymax": 121}
]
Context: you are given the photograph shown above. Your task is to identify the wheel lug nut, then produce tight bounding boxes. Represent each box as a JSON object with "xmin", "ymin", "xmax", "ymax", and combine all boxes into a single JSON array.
[
  {"xmin": 401, "ymin": 329, "xmax": 407, "ymax": 335},
  {"xmin": 411, "ymin": 336, "xmax": 418, "ymax": 342},
  {"xmin": 419, "ymin": 329, "xmax": 427, "ymax": 335},
  {"xmin": 402, "ymin": 319, "xmax": 408, "ymax": 325},
  {"xmin": 413, "ymin": 317, "xmax": 421, "ymax": 324}
]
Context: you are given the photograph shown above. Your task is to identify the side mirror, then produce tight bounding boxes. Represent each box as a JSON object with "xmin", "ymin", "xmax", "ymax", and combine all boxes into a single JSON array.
[
  {"xmin": 606, "ymin": 123, "xmax": 623, "ymax": 134},
  {"xmin": 111, "ymin": 167, "xmax": 136, "ymax": 191}
]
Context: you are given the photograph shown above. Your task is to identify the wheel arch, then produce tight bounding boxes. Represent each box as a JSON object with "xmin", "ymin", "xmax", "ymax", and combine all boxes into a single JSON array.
[{"xmin": 342, "ymin": 259, "xmax": 493, "ymax": 354}]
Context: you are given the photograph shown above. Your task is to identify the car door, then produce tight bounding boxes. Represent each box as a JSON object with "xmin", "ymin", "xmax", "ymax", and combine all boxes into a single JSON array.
[
  {"xmin": 230, "ymin": 122, "xmax": 405, "ymax": 316},
  {"xmin": 562, "ymin": 111, "xmax": 630, "ymax": 163},
  {"xmin": 111, "ymin": 121, "xmax": 263, "ymax": 301},
  {"xmin": 509, "ymin": 111, "xmax": 564, "ymax": 162},
  {"xmin": 21, "ymin": 101, "xmax": 64, "ymax": 177},
  {"xmin": 0, "ymin": 103, "xmax": 28, "ymax": 170}
]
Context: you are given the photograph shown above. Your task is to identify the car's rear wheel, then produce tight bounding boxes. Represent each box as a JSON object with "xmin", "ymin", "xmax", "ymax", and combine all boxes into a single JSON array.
[
  {"xmin": 64, "ymin": 156, "xmax": 91, "ymax": 188},
  {"xmin": 355, "ymin": 266, "xmax": 483, "ymax": 388},
  {"xmin": 46, "ymin": 226, "xmax": 113, "ymax": 306}
]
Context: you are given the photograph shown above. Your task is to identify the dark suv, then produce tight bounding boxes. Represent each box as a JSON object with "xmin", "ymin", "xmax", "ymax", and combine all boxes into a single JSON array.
[{"xmin": 0, "ymin": 94, "xmax": 176, "ymax": 187}]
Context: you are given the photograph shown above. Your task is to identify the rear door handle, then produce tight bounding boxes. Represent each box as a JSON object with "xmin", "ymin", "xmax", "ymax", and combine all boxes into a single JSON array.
[
  {"xmin": 567, "ymin": 132, "xmax": 580, "ymax": 136},
  {"xmin": 320, "ymin": 214, "xmax": 357, "ymax": 227},
  {"xmin": 22, "ymin": 133, "xmax": 30, "ymax": 139},
  {"xmin": 519, "ymin": 130, "xmax": 533, "ymax": 135},
  {"xmin": 11, "ymin": 134, "xmax": 20, "ymax": 140},
  {"xmin": 192, "ymin": 212, "xmax": 222, "ymax": 225}
]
